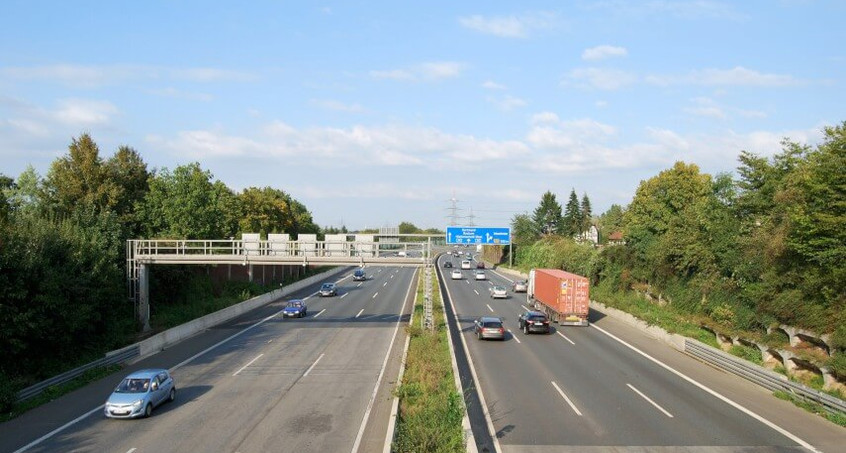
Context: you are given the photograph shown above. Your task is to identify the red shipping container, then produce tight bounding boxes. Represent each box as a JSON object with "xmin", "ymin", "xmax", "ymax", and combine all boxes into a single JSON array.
[{"xmin": 531, "ymin": 269, "xmax": 590, "ymax": 326}]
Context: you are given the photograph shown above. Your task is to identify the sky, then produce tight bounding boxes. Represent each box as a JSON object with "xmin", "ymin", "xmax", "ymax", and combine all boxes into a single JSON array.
[{"xmin": 1, "ymin": 1, "xmax": 843, "ymax": 231}]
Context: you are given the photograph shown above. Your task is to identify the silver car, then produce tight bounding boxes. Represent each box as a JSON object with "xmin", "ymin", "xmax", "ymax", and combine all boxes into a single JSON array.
[
  {"xmin": 474, "ymin": 317, "xmax": 505, "ymax": 341},
  {"xmin": 489, "ymin": 285, "xmax": 507, "ymax": 299},
  {"xmin": 105, "ymin": 369, "xmax": 175, "ymax": 418},
  {"xmin": 512, "ymin": 280, "xmax": 528, "ymax": 293}
]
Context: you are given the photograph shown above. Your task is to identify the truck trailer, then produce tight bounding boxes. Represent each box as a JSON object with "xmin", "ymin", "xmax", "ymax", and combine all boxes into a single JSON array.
[{"xmin": 527, "ymin": 269, "xmax": 590, "ymax": 326}]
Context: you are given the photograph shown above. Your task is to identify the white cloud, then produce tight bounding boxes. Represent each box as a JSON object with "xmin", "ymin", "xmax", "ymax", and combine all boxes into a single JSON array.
[
  {"xmin": 0, "ymin": 64, "xmax": 255, "ymax": 88},
  {"xmin": 582, "ymin": 45, "xmax": 628, "ymax": 61},
  {"xmin": 309, "ymin": 99, "xmax": 366, "ymax": 113},
  {"xmin": 566, "ymin": 67, "xmax": 637, "ymax": 90},
  {"xmin": 595, "ymin": 100, "xmax": 608, "ymax": 108},
  {"xmin": 488, "ymin": 95, "xmax": 527, "ymax": 111},
  {"xmin": 369, "ymin": 69, "xmax": 414, "ymax": 80},
  {"xmin": 419, "ymin": 62, "xmax": 464, "ymax": 79},
  {"xmin": 370, "ymin": 62, "xmax": 464, "ymax": 82},
  {"xmin": 149, "ymin": 87, "xmax": 213, "ymax": 102},
  {"xmin": 530, "ymin": 111, "xmax": 560, "ymax": 125},
  {"xmin": 54, "ymin": 98, "xmax": 118, "ymax": 125},
  {"xmin": 589, "ymin": 1, "xmax": 742, "ymax": 21},
  {"xmin": 458, "ymin": 11, "xmax": 557, "ymax": 38},
  {"xmin": 646, "ymin": 66, "xmax": 799, "ymax": 87},
  {"xmin": 482, "ymin": 80, "xmax": 507, "ymax": 90}
]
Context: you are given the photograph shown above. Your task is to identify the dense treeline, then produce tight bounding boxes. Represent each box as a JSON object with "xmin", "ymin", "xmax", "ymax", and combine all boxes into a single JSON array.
[
  {"xmin": 510, "ymin": 122, "xmax": 845, "ymax": 372},
  {"xmin": 0, "ymin": 133, "xmax": 320, "ymax": 407}
]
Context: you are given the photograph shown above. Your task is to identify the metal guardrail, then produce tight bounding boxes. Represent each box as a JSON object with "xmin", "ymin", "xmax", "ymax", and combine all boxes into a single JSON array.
[
  {"xmin": 16, "ymin": 345, "xmax": 140, "ymax": 402},
  {"xmin": 684, "ymin": 339, "xmax": 846, "ymax": 415}
]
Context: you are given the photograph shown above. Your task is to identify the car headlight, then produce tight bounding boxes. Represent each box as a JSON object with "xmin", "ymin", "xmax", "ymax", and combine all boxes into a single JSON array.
[{"xmin": 132, "ymin": 399, "xmax": 143, "ymax": 408}]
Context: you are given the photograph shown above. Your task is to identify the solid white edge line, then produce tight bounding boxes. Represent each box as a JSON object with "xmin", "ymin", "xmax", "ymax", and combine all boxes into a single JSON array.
[
  {"xmin": 590, "ymin": 323, "xmax": 820, "ymax": 453},
  {"xmin": 233, "ymin": 353, "xmax": 264, "ymax": 376},
  {"xmin": 314, "ymin": 309, "xmax": 326, "ymax": 318},
  {"xmin": 627, "ymin": 383, "xmax": 674, "ymax": 418},
  {"xmin": 508, "ymin": 330, "xmax": 521, "ymax": 344},
  {"xmin": 442, "ymin": 260, "xmax": 496, "ymax": 453},
  {"xmin": 356, "ymin": 308, "xmax": 364, "ymax": 318},
  {"xmin": 486, "ymin": 304, "xmax": 494, "ymax": 313},
  {"xmin": 556, "ymin": 331, "xmax": 575, "ymax": 345},
  {"xmin": 352, "ymin": 267, "xmax": 416, "ymax": 453},
  {"xmin": 303, "ymin": 353, "xmax": 325, "ymax": 377},
  {"xmin": 551, "ymin": 381, "xmax": 583, "ymax": 416}
]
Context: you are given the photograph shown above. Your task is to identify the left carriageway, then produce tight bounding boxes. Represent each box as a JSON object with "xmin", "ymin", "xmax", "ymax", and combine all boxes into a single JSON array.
[{"xmin": 1, "ymin": 266, "xmax": 417, "ymax": 453}]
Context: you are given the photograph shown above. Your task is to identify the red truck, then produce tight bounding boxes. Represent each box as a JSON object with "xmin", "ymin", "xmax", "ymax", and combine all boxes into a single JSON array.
[{"xmin": 527, "ymin": 269, "xmax": 590, "ymax": 326}]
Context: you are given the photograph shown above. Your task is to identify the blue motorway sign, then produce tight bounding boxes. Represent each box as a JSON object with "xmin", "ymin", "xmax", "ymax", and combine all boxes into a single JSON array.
[{"xmin": 446, "ymin": 227, "xmax": 511, "ymax": 245}]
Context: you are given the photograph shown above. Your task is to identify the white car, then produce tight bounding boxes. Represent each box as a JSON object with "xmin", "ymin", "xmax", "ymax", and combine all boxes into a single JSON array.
[
  {"xmin": 461, "ymin": 260, "xmax": 472, "ymax": 269},
  {"xmin": 474, "ymin": 270, "xmax": 486, "ymax": 280},
  {"xmin": 489, "ymin": 285, "xmax": 507, "ymax": 299},
  {"xmin": 451, "ymin": 269, "xmax": 462, "ymax": 280}
]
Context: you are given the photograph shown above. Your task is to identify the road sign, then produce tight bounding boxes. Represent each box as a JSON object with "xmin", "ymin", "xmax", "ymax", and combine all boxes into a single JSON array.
[{"xmin": 445, "ymin": 227, "xmax": 511, "ymax": 245}]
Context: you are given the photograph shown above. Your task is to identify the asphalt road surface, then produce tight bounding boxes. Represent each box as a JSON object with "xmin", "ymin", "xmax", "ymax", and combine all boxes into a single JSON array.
[
  {"xmin": 438, "ymin": 254, "xmax": 845, "ymax": 453},
  {"xmin": 1, "ymin": 266, "xmax": 415, "ymax": 453}
]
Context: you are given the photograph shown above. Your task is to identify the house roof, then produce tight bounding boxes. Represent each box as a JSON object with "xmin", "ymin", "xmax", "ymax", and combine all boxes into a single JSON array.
[{"xmin": 608, "ymin": 231, "xmax": 624, "ymax": 241}]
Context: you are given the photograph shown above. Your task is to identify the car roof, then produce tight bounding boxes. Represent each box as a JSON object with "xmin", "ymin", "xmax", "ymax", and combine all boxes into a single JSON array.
[
  {"xmin": 354, "ymin": 269, "xmax": 364, "ymax": 273},
  {"xmin": 478, "ymin": 316, "xmax": 502, "ymax": 323},
  {"xmin": 321, "ymin": 282, "xmax": 335, "ymax": 286},
  {"xmin": 125, "ymin": 369, "xmax": 168, "ymax": 379}
]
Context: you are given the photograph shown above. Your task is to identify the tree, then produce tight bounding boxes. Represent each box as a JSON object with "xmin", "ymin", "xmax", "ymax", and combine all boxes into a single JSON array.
[
  {"xmin": 598, "ymin": 204, "xmax": 625, "ymax": 239},
  {"xmin": 43, "ymin": 133, "xmax": 118, "ymax": 217},
  {"xmin": 580, "ymin": 193, "xmax": 593, "ymax": 237},
  {"xmin": 237, "ymin": 187, "xmax": 301, "ymax": 236},
  {"xmin": 511, "ymin": 212, "xmax": 539, "ymax": 245},
  {"xmin": 624, "ymin": 161, "xmax": 714, "ymax": 280},
  {"xmin": 398, "ymin": 222, "xmax": 420, "ymax": 235},
  {"xmin": 532, "ymin": 191, "xmax": 563, "ymax": 236},
  {"xmin": 3, "ymin": 166, "xmax": 43, "ymax": 215},
  {"xmin": 104, "ymin": 146, "xmax": 150, "ymax": 237},
  {"xmin": 137, "ymin": 163, "xmax": 237, "ymax": 239},
  {"xmin": 562, "ymin": 189, "xmax": 582, "ymax": 237}
]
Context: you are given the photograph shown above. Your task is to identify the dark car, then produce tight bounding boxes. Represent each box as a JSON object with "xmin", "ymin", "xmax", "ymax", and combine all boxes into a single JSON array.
[
  {"xmin": 282, "ymin": 299, "xmax": 307, "ymax": 318},
  {"xmin": 318, "ymin": 282, "xmax": 337, "ymax": 297},
  {"xmin": 476, "ymin": 261, "xmax": 485, "ymax": 269},
  {"xmin": 443, "ymin": 261, "xmax": 453, "ymax": 268},
  {"xmin": 104, "ymin": 369, "xmax": 175, "ymax": 419},
  {"xmin": 353, "ymin": 269, "xmax": 366, "ymax": 281},
  {"xmin": 518, "ymin": 310, "xmax": 550, "ymax": 334},
  {"xmin": 473, "ymin": 316, "xmax": 505, "ymax": 341}
]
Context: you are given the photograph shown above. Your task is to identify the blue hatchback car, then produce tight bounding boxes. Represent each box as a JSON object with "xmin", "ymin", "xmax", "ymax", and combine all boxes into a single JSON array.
[
  {"xmin": 104, "ymin": 369, "xmax": 175, "ymax": 419},
  {"xmin": 282, "ymin": 299, "xmax": 307, "ymax": 318}
]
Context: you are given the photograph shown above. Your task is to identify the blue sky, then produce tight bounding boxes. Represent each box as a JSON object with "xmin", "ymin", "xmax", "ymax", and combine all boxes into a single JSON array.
[{"xmin": 1, "ymin": 1, "xmax": 843, "ymax": 231}]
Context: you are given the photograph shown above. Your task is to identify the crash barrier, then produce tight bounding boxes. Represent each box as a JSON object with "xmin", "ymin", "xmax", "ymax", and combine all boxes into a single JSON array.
[
  {"xmin": 16, "ymin": 345, "xmax": 140, "ymax": 402},
  {"xmin": 684, "ymin": 338, "xmax": 846, "ymax": 415}
]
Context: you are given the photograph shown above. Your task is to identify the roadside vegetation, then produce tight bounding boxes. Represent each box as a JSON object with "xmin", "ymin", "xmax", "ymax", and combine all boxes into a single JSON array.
[
  {"xmin": 394, "ymin": 269, "xmax": 464, "ymax": 452},
  {"xmin": 494, "ymin": 122, "xmax": 845, "ymax": 422}
]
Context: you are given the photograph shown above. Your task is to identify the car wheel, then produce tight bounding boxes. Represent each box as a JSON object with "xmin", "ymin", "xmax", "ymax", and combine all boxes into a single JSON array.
[
  {"xmin": 144, "ymin": 403, "xmax": 153, "ymax": 418},
  {"xmin": 168, "ymin": 388, "xmax": 176, "ymax": 403},
  {"xmin": 477, "ymin": 331, "xmax": 482, "ymax": 341},
  {"xmin": 523, "ymin": 324, "xmax": 529, "ymax": 335}
]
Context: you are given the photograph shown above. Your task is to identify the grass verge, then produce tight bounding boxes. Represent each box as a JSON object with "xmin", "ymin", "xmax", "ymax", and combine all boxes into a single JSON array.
[
  {"xmin": 773, "ymin": 391, "xmax": 846, "ymax": 427},
  {"xmin": 393, "ymin": 268, "xmax": 465, "ymax": 453}
]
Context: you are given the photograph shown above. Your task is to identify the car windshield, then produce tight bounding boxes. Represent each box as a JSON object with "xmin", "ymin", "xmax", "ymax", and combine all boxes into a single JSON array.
[
  {"xmin": 493, "ymin": 286, "xmax": 504, "ymax": 291},
  {"xmin": 116, "ymin": 378, "xmax": 150, "ymax": 393},
  {"xmin": 321, "ymin": 284, "xmax": 333, "ymax": 289}
]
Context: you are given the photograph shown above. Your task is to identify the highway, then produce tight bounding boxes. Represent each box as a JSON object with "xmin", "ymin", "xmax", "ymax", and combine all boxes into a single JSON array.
[
  {"xmin": 438, "ymin": 252, "xmax": 845, "ymax": 453},
  {"xmin": 1, "ymin": 266, "xmax": 415, "ymax": 453}
]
